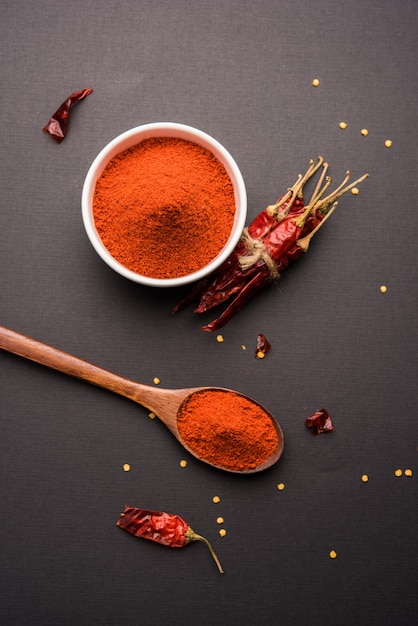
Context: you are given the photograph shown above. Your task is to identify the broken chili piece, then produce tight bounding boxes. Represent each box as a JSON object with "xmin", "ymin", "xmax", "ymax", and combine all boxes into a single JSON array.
[
  {"xmin": 43, "ymin": 88, "xmax": 93, "ymax": 143},
  {"xmin": 255, "ymin": 333, "xmax": 271, "ymax": 359},
  {"xmin": 117, "ymin": 506, "xmax": 224, "ymax": 573},
  {"xmin": 305, "ymin": 408, "xmax": 334, "ymax": 434}
]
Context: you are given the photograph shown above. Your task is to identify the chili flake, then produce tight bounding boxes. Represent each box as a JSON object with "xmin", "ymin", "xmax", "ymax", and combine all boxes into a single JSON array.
[
  {"xmin": 385, "ymin": 139, "xmax": 393, "ymax": 148},
  {"xmin": 43, "ymin": 88, "xmax": 93, "ymax": 143},
  {"xmin": 361, "ymin": 474, "xmax": 369, "ymax": 483},
  {"xmin": 339, "ymin": 121, "xmax": 348, "ymax": 129},
  {"xmin": 394, "ymin": 468, "xmax": 403, "ymax": 477},
  {"xmin": 305, "ymin": 408, "xmax": 334, "ymax": 434},
  {"xmin": 405, "ymin": 469, "xmax": 413, "ymax": 477},
  {"xmin": 123, "ymin": 463, "xmax": 131, "ymax": 472},
  {"xmin": 312, "ymin": 78, "xmax": 320, "ymax": 87},
  {"xmin": 360, "ymin": 128, "xmax": 369, "ymax": 136},
  {"xmin": 219, "ymin": 529, "xmax": 227, "ymax": 537},
  {"xmin": 179, "ymin": 459, "xmax": 188, "ymax": 468},
  {"xmin": 329, "ymin": 550, "xmax": 337, "ymax": 559},
  {"xmin": 255, "ymin": 333, "xmax": 271, "ymax": 359}
]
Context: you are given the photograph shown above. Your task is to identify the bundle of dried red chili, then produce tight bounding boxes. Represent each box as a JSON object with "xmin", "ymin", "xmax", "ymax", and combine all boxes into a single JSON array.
[
  {"xmin": 117, "ymin": 506, "xmax": 224, "ymax": 573},
  {"xmin": 172, "ymin": 158, "xmax": 368, "ymax": 330},
  {"xmin": 43, "ymin": 88, "xmax": 93, "ymax": 143}
]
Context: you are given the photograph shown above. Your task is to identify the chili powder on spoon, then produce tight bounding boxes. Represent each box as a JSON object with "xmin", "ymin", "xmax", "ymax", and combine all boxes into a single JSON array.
[{"xmin": 177, "ymin": 389, "xmax": 279, "ymax": 471}]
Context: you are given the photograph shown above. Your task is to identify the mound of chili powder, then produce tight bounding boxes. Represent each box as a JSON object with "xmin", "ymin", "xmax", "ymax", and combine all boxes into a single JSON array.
[
  {"xmin": 177, "ymin": 389, "xmax": 279, "ymax": 471},
  {"xmin": 92, "ymin": 137, "xmax": 236, "ymax": 279}
]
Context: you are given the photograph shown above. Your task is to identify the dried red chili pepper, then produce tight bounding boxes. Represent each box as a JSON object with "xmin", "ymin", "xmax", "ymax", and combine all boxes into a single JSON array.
[
  {"xmin": 117, "ymin": 506, "xmax": 224, "ymax": 573},
  {"xmin": 305, "ymin": 408, "xmax": 334, "ymax": 434},
  {"xmin": 255, "ymin": 333, "xmax": 271, "ymax": 358},
  {"xmin": 173, "ymin": 159, "xmax": 368, "ymax": 331},
  {"xmin": 43, "ymin": 88, "xmax": 93, "ymax": 143}
]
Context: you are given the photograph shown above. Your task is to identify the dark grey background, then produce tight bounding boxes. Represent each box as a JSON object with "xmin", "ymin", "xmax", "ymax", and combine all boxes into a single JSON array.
[{"xmin": 1, "ymin": 1, "xmax": 417, "ymax": 625}]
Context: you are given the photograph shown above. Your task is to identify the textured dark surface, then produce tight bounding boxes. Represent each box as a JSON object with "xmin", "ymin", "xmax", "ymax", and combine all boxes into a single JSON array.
[{"xmin": 1, "ymin": 2, "xmax": 417, "ymax": 625}]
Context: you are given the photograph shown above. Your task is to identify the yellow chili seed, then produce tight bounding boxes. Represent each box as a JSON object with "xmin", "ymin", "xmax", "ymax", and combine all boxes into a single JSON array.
[
  {"xmin": 256, "ymin": 351, "xmax": 265, "ymax": 359},
  {"xmin": 123, "ymin": 464, "xmax": 131, "ymax": 472},
  {"xmin": 212, "ymin": 496, "xmax": 221, "ymax": 503},
  {"xmin": 241, "ymin": 344, "xmax": 246, "ymax": 350},
  {"xmin": 360, "ymin": 128, "xmax": 369, "ymax": 136},
  {"xmin": 216, "ymin": 517, "xmax": 224, "ymax": 524},
  {"xmin": 361, "ymin": 474, "xmax": 369, "ymax": 483},
  {"xmin": 148, "ymin": 412, "xmax": 156, "ymax": 419},
  {"xmin": 312, "ymin": 78, "xmax": 320, "ymax": 87},
  {"xmin": 380, "ymin": 285, "xmax": 387, "ymax": 293},
  {"xmin": 329, "ymin": 550, "xmax": 337, "ymax": 559},
  {"xmin": 216, "ymin": 334, "xmax": 224, "ymax": 343},
  {"xmin": 339, "ymin": 121, "xmax": 348, "ymax": 129},
  {"xmin": 219, "ymin": 529, "xmax": 227, "ymax": 537},
  {"xmin": 385, "ymin": 139, "xmax": 392, "ymax": 148},
  {"xmin": 277, "ymin": 483, "xmax": 285, "ymax": 490},
  {"xmin": 351, "ymin": 187, "xmax": 359, "ymax": 195},
  {"xmin": 394, "ymin": 468, "xmax": 403, "ymax": 477},
  {"xmin": 153, "ymin": 377, "xmax": 160, "ymax": 385},
  {"xmin": 405, "ymin": 469, "xmax": 413, "ymax": 477},
  {"xmin": 179, "ymin": 459, "xmax": 187, "ymax": 468}
]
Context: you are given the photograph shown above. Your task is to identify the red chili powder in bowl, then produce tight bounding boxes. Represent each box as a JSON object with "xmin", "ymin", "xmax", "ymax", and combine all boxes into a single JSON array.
[
  {"xmin": 92, "ymin": 137, "xmax": 236, "ymax": 279},
  {"xmin": 177, "ymin": 389, "xmax": 280, "ymax": 472}
]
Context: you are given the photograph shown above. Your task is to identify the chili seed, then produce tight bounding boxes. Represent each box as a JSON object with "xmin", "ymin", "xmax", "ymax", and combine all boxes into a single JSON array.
[
  {"xmin": 351, "ymin": 187, "xmax": 359, "ymax": 195},
  {"xmin": 339, "ymin": 122, "xmax": 348, "ymax": 129},
  {"xmin": 123, "ymin": 464, "xmax": 131, "ymax": 472},
  {"xmin": 256, "ymin": 351, "xmax": 265, "ymax": 359},
  {"xmin": 216, "ymin": 517, "xmax": 224, "ymax": 524},
  {"xmin": 329, "ymin": 550, "xmax": 337, "ymax": 559},
  {"xmin": 394, "ymin": 468, "xmax": 403, "ymax": 477},
  {"xmin": 361, "ymin": 474, "xmax": 369, "ymax": 482},
  {"xmin": 179, "ymin": 459, "xmax": 188, "ymax": 468},
  {"xmin": 385, "ymin": 139, "xmax": 392, "ymax": 148},
  {"xmin": 360, "ymin": 128, "xmax": 369, "ymax": 136},
  {"xmin": 219, "ymin": 529, "xmax": 227, "ymax": 537},
  {"xmin": 212, "ymin": 495, "xmax": 221, "ymax": 503},
  {"xmin": 153, "ymin": 377, "xmax": 161, "ymax": 385},
  {"xmin": 277, "ymin": 483, "xmax": 285, "ymax": 490},
  {"xmin": 148, "ymin": 412, "xmax": 156, "ymax": 419},
  {"xmin": 312, "ymin": 78, "xmax": 320, "ymax": 87},
  {"xmin": 216, "ymin": 334, "xmax": 224, "ymax": 343},
  {"xmin": 405, "ymin": 469, "xmax": 413, "ymax": 476},
  {"xmin": 242, "ymin": 344, "xmax": 246, "ymax": 350},
  {"xmin": 380, "ymin": 285, "xmax": 387, "ymax": 293}
]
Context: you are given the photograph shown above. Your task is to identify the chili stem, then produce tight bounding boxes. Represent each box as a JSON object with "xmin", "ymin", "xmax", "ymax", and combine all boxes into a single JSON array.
[
  {"xmin": 296, "ymin": 201, "xmax": 339, "ymax": 251},
  {"xmin": 308, "ymin": 161, "xmax": 329, "ymax": 206},
  {"xmin": 192, "ymin": 533, "xmax": 224, "ymax": 574},
  {"xmin": 313, "ymin": 172, "xmax": 369, "ymax": 213},
  {"xmin": 308, "ymin": 175, "xmax": 333, "ymax": 209},
  {"xmin": 267, "ymin": 156, "xmax": 324, "ymax": 219}
]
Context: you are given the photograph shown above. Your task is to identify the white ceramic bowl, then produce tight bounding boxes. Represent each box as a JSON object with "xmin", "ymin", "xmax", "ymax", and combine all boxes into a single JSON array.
[{"xmin": 81, "ymin": 122, "xmax": 247, "ymax": 287}]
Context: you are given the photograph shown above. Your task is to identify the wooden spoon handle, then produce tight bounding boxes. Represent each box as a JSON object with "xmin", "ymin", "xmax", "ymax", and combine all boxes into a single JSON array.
[{"xmin": 0, "ymin": 325, "xmax": 149, "ymax": 405}]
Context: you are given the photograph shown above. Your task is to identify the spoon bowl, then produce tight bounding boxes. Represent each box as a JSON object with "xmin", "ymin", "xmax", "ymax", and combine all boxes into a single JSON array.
[{"xmin": 0, "ymin": 325, "xmax": 284, "ymax": 473}]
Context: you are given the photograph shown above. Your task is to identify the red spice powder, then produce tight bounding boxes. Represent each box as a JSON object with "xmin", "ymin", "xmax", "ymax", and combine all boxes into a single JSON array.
[
  {"xmin": 92, "ymin": 137, "xmax": 236, "ymax": 279},
  {"xmin": 177, "ymin": 389, "xmax": 279, "ymax": 471}
]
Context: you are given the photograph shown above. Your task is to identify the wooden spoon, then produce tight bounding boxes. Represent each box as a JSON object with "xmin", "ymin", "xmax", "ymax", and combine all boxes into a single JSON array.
[{"xmin": 0, "ymin": 325, "xmax": 284, "ymax": 474}]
